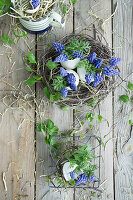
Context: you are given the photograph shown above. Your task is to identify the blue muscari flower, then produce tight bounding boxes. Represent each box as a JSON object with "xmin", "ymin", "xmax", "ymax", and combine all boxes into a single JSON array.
[
  {"xmin": 70, "ymin": 171, "xmax": 76, "ymax": 180},
  {"xmin": 67, "ymin": 73, "xmax": 76, "ymax": 84},
  {"xmin": 61, "ymin": 88, "xmax": 68, "ymax": 98},
  {"xmin": 103, "ymin": 66, "xmax": 120, "ymax": 76},
  {"xmin": 60, "ymin": 67, "xmax": 68, "ymax": 77},
  {"xmin": 72, "ymin": 51, "xmax": 84, "ymax": 59},
  {"xmin": 69, "ymin": 83, "xmax": 77, "ymax": 90},
  {"xmin": 93, "ymin": 74, "xmax": 103, "ymax": 87},
  {"xmin": 51, "ymin": 42, "xmax": 65, "ymax": 53},
  {"xmin": 87, "ymin": 52, "xmax": 97, "ymax": 63},
  {"xmin": 89, "ymin": 174, "xmax": 95, "ymax": 182},
  {"xmin": 85, "ymin": 74, "xmax": 94, "ymax": 85},
  {"xmin": 109, "ymin": 58, "xmax": 121, "ymax": 67},
  {"xmin": 76, "ymin": 174, "xmax": 88, "ymax": 185},
  {"xmin": 93, "ymin": 58, "xmax": 103, "ymax": 68},
  {"xmin": 30, "ymin": 0, "xmax": 40, "ymax": 8},
  {"xmin": 54, "ymin": 54, "xmax": 68, "ymax": 63}
]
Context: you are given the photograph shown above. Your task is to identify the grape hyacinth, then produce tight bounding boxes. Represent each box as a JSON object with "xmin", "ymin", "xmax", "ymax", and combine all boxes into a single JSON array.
[
  {"xmin": 67, "ymin": 73, "xmax": 76, "ymax": 84},
  {"xmin": 93, "ymin": 74, "xmax": 103, "ymax": 87},
  {"xmin": 76, "ymin": 174, "xmax": 88, "ymax": 185},
  {"xmin": 54, "ymin": 54, "xmax": 68, "ymax": 63},
  {"xmin": 51, "ymin": 42, "xmax": 65, "ymax": 53},
  {"xmin": 72, "ymin": 51, "xmax": 84, "ymax": 59},
  {"xmin": 87, "ymin": 52, "xmax": 97, "ymax": 63},
  {"xmin": 61, "ymin": 88, "xmax": 68, "ymax": 98},
  {"xmin": 69, "ymin": 83, "xmax": 77, "ymax": 90},
  {"xmin": 85, "ymin": 74, "xmax": 94, "ymax": 85},
  {"xmin": 89, "ymin": 174, "xmax": 95, "ymax": 182},
  {"xmin": 60, "ymin": 67, "xmax": 68, "ymax": 77},
  {"xmin": 70, "ymin": 171, "xmax": 76, "ymax": 180},
  {"xmin": 109, "ymin": 58, "xmax": 121, "ymax": 67},
  {"xmin": 103, "ymin": 66, "xmax": 120, "ymax": 76},
  {"xmin": 94, "ymin": 58, "xmax": 103, "ymax": 68},
  {"xmin": 30, "ymin": 0, "xmax": 40, "ymax": 9}
]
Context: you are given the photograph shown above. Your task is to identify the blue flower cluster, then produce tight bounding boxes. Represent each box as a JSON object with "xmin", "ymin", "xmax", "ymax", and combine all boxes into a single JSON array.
[
  {"xmin": 30, "ymin": 0, "xmax": 40, "ymax": 9},
  {"xmin": 60, "ymin": 67, "xmax": 68, "ymax": 77},
  {"xmin": 72, "ymin": 51, "xmax": 84, "ymax": 59},
  {"xmin": 54, "ymin": 54, "xmax": 68, "ymax": 63},
  {"xmin": 51, "ymin": 42, "xmax": 65, "ymax": 53},
  {"xmin": 85, "ymin": 74, "xmax": 94, "ymax": 85},
  {"xmin": 61, "ymin": 88, "xmax": 68, "ymax": 98},
  {"xmin": 70, "ymin": 171, "xmax": 76, "ymax": 180},
  {"xmin": 109, "ymin": 58, "xmax": 121, "ymax": 67},
  {"xmin": 94, "ymin": 58, "xmax": 103, "ymax": 68},
  {"xmin": 67, "ymin": 73, "xmax": 76, "ymax": 84},
  {"xmin": 60, "ymin": 69, "xmax": 77, "ymax": 98},
  {"xmin": 76, "ymin": 174, "xmax": 88, "ymax": 185},
  {"xmin": 89, "ymin": 174, "xmax": 95, "ymax": 182},
  {"xmin": 93, "ymin": 74, "xmax": 103, "ymax": 87},
  {"xmin": 103, "ymin": 66, "xmax": 120, "ymax": 76},
  {"xmin": 87, "ymin": 52, "xmax": 96, "ymax": 63}
]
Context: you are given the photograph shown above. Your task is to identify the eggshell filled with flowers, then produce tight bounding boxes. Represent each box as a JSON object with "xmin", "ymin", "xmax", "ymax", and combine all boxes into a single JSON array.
[
  {"xmin": 66, "ymin": 69, "xmax": 79, "ymax": 90},
  {"xmin": 61, "ymin": 58, "xmax": 80, "ymax": 70},
  {"xmin": 63, "ymin": 162, "xmax": 83, "ymax": 181}
]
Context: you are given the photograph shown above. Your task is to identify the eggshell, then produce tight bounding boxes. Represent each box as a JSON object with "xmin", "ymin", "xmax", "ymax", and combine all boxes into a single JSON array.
[
  {"xmin": 25, "ymin": 4, "xmax": 40, "ymax": 14},
  {"xmin": 61, "ymin": 58, "xmax": 80, "ymax": 70},
  {"xmin": 63, "ymin": 162, "xmax": 83, "ymax": 181},
  {"xmin": 77, "ymin": 67, "xmax": 87, "ymax": 82},
  {"xmin": 66, "ymin": 69, "xmax": 79, "ymax": 90}
]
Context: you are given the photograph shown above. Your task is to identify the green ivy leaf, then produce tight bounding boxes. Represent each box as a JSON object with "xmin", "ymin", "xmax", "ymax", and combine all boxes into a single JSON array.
[
  {"xmin": 49, "ymin": 137, "xmax": 57, "ymax": 145},
  {"xmin": 25, "ymin": 66, "xmax": 33, "ymax": 72},
  {"xmin": 46, "ymin": 60, "xmax": 58, "ymax": 70},
  {"xmin": 45, "ymin": 177, "xmax": 51, "ymax": 183},
  {"xmin": 43, "ymin": 87, "xmax": 50, "ymax": 98},
  {"xmin": 119, "ymin": 95, "xmax": 130, "ymax": 103},
  {"xmin": 69, "ymin": 179, "xmax": 75, "ymax": 185},
  {"xmin": 61, "ymin": 106, "xmax": 69, "ymax": 111},
  {"xmin": 127, "ymin": 81, "xmax": 133, "ymax": 91},
  {"xmin": 98, "ymin": 114, "xmax": 102, "ymax": 123},
  {"xmin": 33, "ymin": 75, "xmax": 42, "ymax": 80},
  {"xmin": 87, "ymin": 113, "xmax": 93, "ymax": 122},
  {"xmin": 25, "ymin": 78, "xmax": 36, "ymax": 86},
  {"xmin": 62, "ymin": 4, "xmax": 67, "ymax": 15},
  {"xmin": 129, "ymin": 120, "xmax": 133, "ymax": 125},
  {"xmin": 47, "ymin": 119, "xmax": 54, "ymax": 130},
  {"xmin": 70, "ymin": 0, "xmax": 77, "ymax": 4},
  {"xmin": 36, "ymin": 122, "xmax": 45, "ymax": 132},
  {"xmin": 50, "ymin": 94, "xmax": 54, "ymax": 102},
  {"xmin": 0, "ymin": 33, "xmax": 14, "ymax": 45},
  {"xmin": 28, "ymin": 51, "xmax": 36, "ymax": 64},
  {"xmin": 54, "ymin": 92, "xmax": 61, "ymax": 101}
]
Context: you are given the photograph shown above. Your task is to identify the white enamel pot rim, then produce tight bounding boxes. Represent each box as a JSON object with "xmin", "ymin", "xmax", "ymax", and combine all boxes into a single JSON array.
[{"xmin": 11, "ymin": 1, "xmax": 65, "ymax": 32}]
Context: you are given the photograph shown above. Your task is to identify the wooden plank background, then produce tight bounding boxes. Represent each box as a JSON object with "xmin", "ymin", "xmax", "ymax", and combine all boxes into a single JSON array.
[{"xmin": 0, "ymin": 0, "xmax": 133, "ymax": 199}]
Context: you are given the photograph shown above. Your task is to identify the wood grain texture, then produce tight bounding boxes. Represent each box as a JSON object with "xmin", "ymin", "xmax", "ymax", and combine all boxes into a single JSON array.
[
  {"xmin": 0, "ymin": 17, "xmax": 35, "ymax": 200},
  {"xmin": 113, "ymin": 0, "xmax": 133, "ymax": 200},
  {"xmin": 74, "ymin": 0, "xmax": 114, "ymax": 199},
  {"xmin": 35, "ymin": 9, "xmax": 74, "ymax": 200}
]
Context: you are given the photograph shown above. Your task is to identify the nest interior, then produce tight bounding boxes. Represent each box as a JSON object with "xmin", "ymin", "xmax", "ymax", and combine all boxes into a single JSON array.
[{"xmin": 39, "ymin": 32, "xmax": 118, "ymax": 107}]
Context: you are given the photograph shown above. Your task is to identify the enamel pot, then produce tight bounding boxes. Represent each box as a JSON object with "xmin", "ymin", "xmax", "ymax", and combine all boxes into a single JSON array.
[{"xmin": 11, "ymin": 1, "xmax": 65, "ymax": 34}]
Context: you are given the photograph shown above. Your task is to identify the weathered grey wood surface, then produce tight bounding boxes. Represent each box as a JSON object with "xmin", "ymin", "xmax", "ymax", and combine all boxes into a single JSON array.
[{"xmin": 0, "ymin": 0, "xmax": 133, "ymax": 199}]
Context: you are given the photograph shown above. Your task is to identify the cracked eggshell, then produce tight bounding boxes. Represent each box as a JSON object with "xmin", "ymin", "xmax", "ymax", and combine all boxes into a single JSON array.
[
  {"xmin": 66, "ymin": 69, "xmax": 79, "ymax": 90},
  {"xmin": 77, "ymin": 67, "xmax": 87, "ymax": 82},
  {"xmin": 61, "ymin": 58, "xmax": 80, "ymax": 70},
  {"xmin": 63, "ymin": 162, "xmax": 83, "ymax": 181}
]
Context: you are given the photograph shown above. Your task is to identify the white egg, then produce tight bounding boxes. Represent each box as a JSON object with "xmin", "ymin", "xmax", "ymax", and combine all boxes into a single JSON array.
[
  {"xmin": 66, "ymin": 69, "xmax": 79, "ymax": 90},
  {"xmin": 61, "ymin": 58, "xmax": 80, "ymax": 70},
  {"xmin": 25, "ymin": 4, "xmax": 40, "ymax": 14},
  {"xmin": 63, "ymin": 162, "xmax": 83, "ymax": 181}
]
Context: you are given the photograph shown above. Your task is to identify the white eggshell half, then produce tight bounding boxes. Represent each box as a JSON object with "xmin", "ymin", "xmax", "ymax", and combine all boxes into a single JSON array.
[
  {"xmin": 61, "ymin": 58, "xmax": 80, "ymax": 70},
  {"xmin": 66, "ymin": 69, "xmax": 79, "ymax": 90},
  {"xmin": 63, "ymin": 162, "xmax": 83, "ymax": 181},
  {"xmin": 77, "ymin": 67, "xmax": 94, "ymax": 83},
  {"xmin": 25, "ymin": 4, "xmax": 40, "ymax": 14}
]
